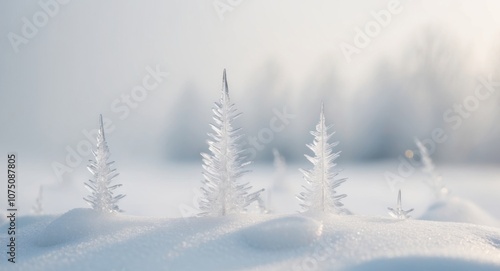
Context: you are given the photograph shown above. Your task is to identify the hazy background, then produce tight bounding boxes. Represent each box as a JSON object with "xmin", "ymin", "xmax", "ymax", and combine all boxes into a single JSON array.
[{"xmin": 1, "ymin": 0, "xmax": 500, "ymax": 185}]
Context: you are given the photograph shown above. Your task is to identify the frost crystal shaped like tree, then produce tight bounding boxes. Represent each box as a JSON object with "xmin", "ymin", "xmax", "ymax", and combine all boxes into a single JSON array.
[
  {"xmin": 198, "ymin": 69, "xmax": 263, "ymax": 216},
  {"xmin": 298, "ymin": 104, "xmax": 347, "ymax": 214},
  {"xmin": 415, "ymin": 138, "xmax": 449, "ymax": 199},
  {"xmin": 388, "ymin": 189, "xmax": 413, "ymax": 219},
  {"xmin": 84, "ymin": 115, "xmax": 125, "ymax": 213}
]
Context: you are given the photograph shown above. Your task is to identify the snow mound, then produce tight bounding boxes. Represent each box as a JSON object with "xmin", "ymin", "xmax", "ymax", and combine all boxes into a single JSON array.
[
  {"xmin": 37, "ymin": 208, "xmax": 125, "ymax": 246},
  {"xmin": 420, "ymin": 197, "xmax": 498, "ymax": 227},
  {"xmin": 7, "ymin": 213, "xmax": 500, "ymax": 270},
  {"xmin": 241, "ymin": 215, "xmax": 322, "ymax": 249}
]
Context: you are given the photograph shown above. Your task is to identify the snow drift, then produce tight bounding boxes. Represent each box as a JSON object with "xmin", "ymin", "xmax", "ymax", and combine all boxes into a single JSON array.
[
  {"xmin": 3, "ymin": 209, "xmax": 500, "ymax": 271},
  {"xmin": 37, "ymin": 208, "xmax": 122, "ymax": 246},
  {"xmin": 242, "ymin": 215, "xmax": 322, "ymax": 249},
  {"xmin": 420, "ymin": 196, "xmax": 498, "ymax": 227}
]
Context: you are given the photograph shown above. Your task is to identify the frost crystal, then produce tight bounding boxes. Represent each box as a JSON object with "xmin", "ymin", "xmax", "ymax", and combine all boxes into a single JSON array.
[
  {"xmin": 272, "ymin": 148, "xmax": 287, "ymax": 191},
  {"xmin": 198, "ymin": 69, "xmax": 264, "ymax": 216},
  {"xmin": 388, "ymin": 189, "xmax": 413, "ymax": 219},
  {"xmin": 298, "ymin": 104, "xmax": 347, "ymax": 214},
  {"xmin": 32, "ymin": 185, "xmax": 43, "ymax": 215},
  {"xmin": 84, "ymin": 115, "xmax": 125, "ymax": 213},
  {"xmin": 415, "ymin": 138, "xmax": 449, "ymax": 199},
  {"xmin": 267, "ymin": 149, "xmax": 287, "ymax": 213}
]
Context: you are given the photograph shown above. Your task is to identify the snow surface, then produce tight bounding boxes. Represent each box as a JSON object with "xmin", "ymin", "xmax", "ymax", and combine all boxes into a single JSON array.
[
  {"xmin": 5, "ymin": 163, "xmax": 500, "ymax": 270},
  {"xmin": 242, "ymin": 215, "xmax": 322, "ymax": 249},
  {"xmin": 420, "ymin": 196, "xmax": 499, "ymax": 227},
  {"xmin": 2, "ymin": 209, "xmax": 500, "ymax": 271}
]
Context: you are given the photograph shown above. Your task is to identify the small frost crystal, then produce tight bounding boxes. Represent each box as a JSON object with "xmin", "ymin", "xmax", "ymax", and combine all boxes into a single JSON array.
[
  {"xmin": 31, "ymin": 185, "xmax": 43, "ymax": 215},
  {"xmin": 388, "ymin": 189, "xmax": 413, "ymax": 219},
  {"xmin": 267, "ymin": 149, "xmax": 287, "ymax": 213},
  {"xmin": 272, "ymin": 149, "xmax": 287, "ymax": 191},
  {"xmin": 198, "ymin": 69, "xmax": 264, "ymax": 216},
  {"xmin": 84, "ymin": 115, "xmax": 125, "ymax": 213},
  {"xmin": 298, "ymin": 104, "xmax": 347, "ymax": 214},
  {"xmin": 415, "ymin": 138, "xmax": 449, "ymax": 199}
]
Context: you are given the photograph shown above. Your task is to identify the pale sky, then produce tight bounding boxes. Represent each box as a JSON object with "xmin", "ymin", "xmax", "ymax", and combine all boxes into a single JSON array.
[{"xmin": 1, "ymin": 0, "xmax": 500, "ymax": 166}]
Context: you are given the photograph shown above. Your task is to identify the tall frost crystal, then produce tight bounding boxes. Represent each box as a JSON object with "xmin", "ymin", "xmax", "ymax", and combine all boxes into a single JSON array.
[
  {"xmin": 415, "ymin": 138, "xmax": 449, "ymax": 199},
  {"xmin": 298, "ymin": 104, "xmax": 347, "ymax": 213},
  {"xmin": 84, "ymin": 115, "xmax": 125, "ymax": 213},
  {"xmin": 199, "ymin": 70, "xmax": 263, "ymax": 216}
]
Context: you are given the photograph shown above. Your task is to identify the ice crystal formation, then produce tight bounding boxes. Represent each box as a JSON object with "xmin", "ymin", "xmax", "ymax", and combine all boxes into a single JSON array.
[
  {"xmin": 272, "ymin": 148, "xmax": 287, "ymax": 191},
  {"xmin": 266, "ymin": 149, "xmax": 287, "ymax": 213},
  {"xmin": 388, "ymin": 189, "xmax": 414, "ymax": 219},
  {"xmin": 198, "ymin": 69, "xmax": 264, "ymax": 216},
  {"xmin": 84, "ymin": 115, "xmax": 125, "ymax": 213},
  {"xmin": 415, "ymin": 138, "xmax": 449, "ymax": 199},
  {"xmin": 31, "ymin": 185, "xmax": 43, "ymax": 215},
  {"xmin": 298, "ymin": 104, "xmax": 347, "ymax": 214}
]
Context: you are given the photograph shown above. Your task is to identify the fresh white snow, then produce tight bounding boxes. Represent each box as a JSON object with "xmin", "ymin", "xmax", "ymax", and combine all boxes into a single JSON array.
[
  {"xmin": 4, "ymin": 162, "xmax": 499, "ymax": 270},
  {"xmin": 420, "ymin": 196, "xmax": 499, "ymax": 227},
  {"xmin": 2, "ymin": 210, "xmax": 500, "ymax": 271},
  {"xmin": 242, "ymin": 215, "xmax": 323, "ymax": 250}
]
